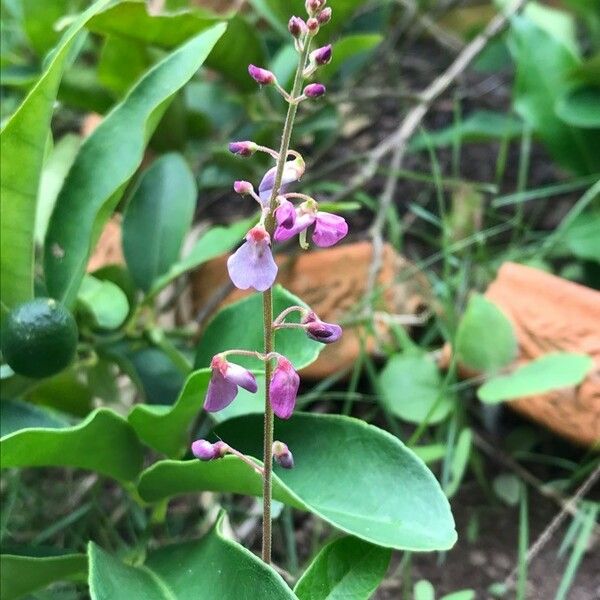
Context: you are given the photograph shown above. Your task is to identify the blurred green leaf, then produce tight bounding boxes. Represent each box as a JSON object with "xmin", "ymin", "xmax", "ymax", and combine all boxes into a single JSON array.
[
  {"xmin": 139, "ymin": 413, "xmax": 457, "ymax": 551},
  {"xmin": 319, "ymin": 34, "xmax": 383, "ymax": 82},
  {"xmin": 508, "ymin": 6, "xmax": 600, "ymax": 174},
  {"xmin": 455, "ymin": 294, "xmax": 517, "ymax": 373},
  {"xmin": 77, "ymin": 274, "xmax": 129, "ymax": 330},
  {"xmin": 0, "ymin": 408, "xmax": 144, "ymax": 482},
  {"xmin": 1, "ymin": 552, "xmax": 87, "ymax": 600},
  {"xmin": 410, "ymin": 111, "xmax": 523, "ymax": 151},
  {"xmin": 555, "ymin": 86, "xmax": 600, "ymax": 129},
  {"xmin": 0, "ymin": 399, "xmax": 68, "ymax": 437},
  {"xmin": 562, "ymin": 209, "xmax": 600, "ymax": 263},
  {"xmin": 88, "ymin": 513, "xmax": 295, "ymax": 599},
  {"xmin": 194, "ymin": 285, "xmax": 323, "ymax": 371},
  {"xmin": 97, "ymin": 35, "xmax": 149, "ymax": 97},
  {"xmin": 122, "ymin": 153, "xmax": 196, "ymax": 292},
  {"xmin": 294, "ymin": 536, "xmax": 391, "ymax": 600},
  {"xmin": 44, "ymin": 23, "xmax": 227, "ymax": 307},
  {"xmin": 444, "ymin": 428, "xmax": 472, "ymax": 498},
  {"xmin": 477, "ymin": 352, "xmax": 593, "ymax": 404},
  {"xmin": 379, "ymin": 353, "xmax": 451, "ymax": 424},
  {"xmin": 0, "ymin": 0, "xmax": 111, "ymax": 311},
  {"xmin": 414, "ymin": 580, "xmax": 435, "ymax": 600},
  {"xmin": 493, "ymin": 473, "xmax": 521, "ymax": 506},
  {"xmin": 25, "ymin": 369, "xmax": 92, "ymax": 417}
]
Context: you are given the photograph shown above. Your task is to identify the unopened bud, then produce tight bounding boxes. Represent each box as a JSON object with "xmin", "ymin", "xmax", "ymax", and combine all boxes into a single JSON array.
[
  {"xmin": 272, "ymin": 441, "xmax": 294, "ymax": 469},
  {"xmin": 303, "ymin": 311, "xmax": 343, "ymax": 344},
  {"xmin": 248, "ymin": 64, "xmax": 276, "ymax": 85},
  {"xmin": 318, "ymin": 7, "xmax": 332, "ymax": 24},
  {"xmin": 304, "ymin": 83, "xmax": 326, "ymax": 98},
  {"xmin": 305, "ymin": 0, "xmax": 322, "ymax": 16},
  {"xmin": 229, "ymin": 140, "xmax": 258, "ymax": 157},
  {"xmin": 233, "ymin": 180, "xmax": 254, "ymax": 195},
  {"xmin": 191, "ymin": 440, "xmax": 227, "ymax": 461},
  {"xmin": 288, "ymin": 15, "xmax": 307, "ymax": 38},
  {"xmin": 310, "ymin": 44, "xmax": 332, "ymax": 66},
  {"xmin": 306, "ymin": 17, "xmax": 319, "ymax": 35}
]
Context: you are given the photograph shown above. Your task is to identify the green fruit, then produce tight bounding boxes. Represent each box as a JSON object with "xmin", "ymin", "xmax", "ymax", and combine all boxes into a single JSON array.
[{"xmin": 1, "ymin": 298, "xmax": 78, "ymax": 378}]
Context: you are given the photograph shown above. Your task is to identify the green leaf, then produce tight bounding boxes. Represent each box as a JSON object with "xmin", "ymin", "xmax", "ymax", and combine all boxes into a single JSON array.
[
  {"xmin": 44, "ymin": 23, "xmax": 227, "ymax": 307},
  {"xmin": 0, "ymin": 399, "xmax": 68, "ymax": 437},
  {"xmin": 147, "ymin": 216, "xmax": 256, "ymax": 299},
  {"xmin": 555, "ymin": 86, "xmax": 600, "ymax": 129},
  {"xmin": 444, "ymin": 428, "xmax": 472, "ymax": 499},
  {"xmin": 98, "ymin": 35, "xmax": 149, "ymax": 97},
  {"xmin": 77, "ymin": 275, "xmax": 130, "ymax": 329},
  {"xmin": 493, "ymin": 473, "xmax": 521, "ymax": 506},
  {"xmin": 195, "ymin": 285, "xmax": 323, "ymax": 371},
  {"xmin": 138, "ymin": 413, "xmax": 457, "ymax": 551},
  {"xmin": 0, "ymin": 408, "xmax": 143, "ymax": 482},
  {"xmin": 410, "ymin": 111, "xmax": 523, "ymax": 151},
  {"xmin": 562, "ymin": 209, "xmax": 600, "ymax": 263},
  {"xmin": 122, "ymin": 153, "xmax": 196, "ymax": 292},
  {"xmin": 477, "ymin": 352, "xmax": 593, "ymax": 404},
  {"xmin": 379, "ymin": 353, "xmax": 451, "ymax": 424},
  {"xmin": 440, "ymin": 591, "xmax": 475, "ymax": 600},
  {"xmin": 319, "ymin": 34, "xmax": 383, "ymax": 82},
  {"xmin": 508, "ymin": 8, "xmax": 600, "ymax": 174},
  {"xmin": 0, "ymin": 552, "xmax": 87, "ymax": 600},
  {"xmin": 88, "ymin": 512, "xmax": 295, "ymax": 599},
  {"xmin": 414, "ymin": 580, "xmax": 435, "ymax": 600},
  {"xmin": 0, "ymin": 0, "xmax": 112, "ymax": 311},
  {"xmin": 88, "ymin": 2, "xmax": 265, "ymax": 91},
  {"xmin": 455, "ymin": 294, "xmax": 517, "ymax": 373},
  {"xmin": 294, "ymin": 536, "xmax": 391, "ymax": 600}
]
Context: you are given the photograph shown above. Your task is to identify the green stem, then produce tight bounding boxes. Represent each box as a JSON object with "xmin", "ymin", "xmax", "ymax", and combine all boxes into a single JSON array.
[{"xmin": 261, "ymin": 35, "xmax": 312, "ymax": 565}]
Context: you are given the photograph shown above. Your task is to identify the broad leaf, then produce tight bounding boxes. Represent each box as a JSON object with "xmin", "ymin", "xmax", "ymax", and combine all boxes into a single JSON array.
[
  {"xmin": 24, "ymin": 369, "xmax": 93, "ymax": 417},
  {"xmin": 44, "ymin": 23, "xmax": 227, "ymax": 306},
  {"xmin": 555, "ymin": 86, "xmax": 600, "ymax": 129},
  {"xmin": 122, "ymin": 153, "xmax": 196, "ymax": 292},
  {"xmin": 77, "ymin": 275, "xmax": 129, "ymax": 329},
  {"xmin": 379, "ymin": 353, "xmax": 451, "ymax": 424},
  {"xmin": 0, "ymin": 0, "xmax": 111, "ymax": 311},
  {"xmin": 455, "ymin": 294, "xmax": 517, "ymax": 373},
  {"xmin": 0, "ymin": 408, "xmax": 143, "ymax": 482},
  {"xmin": 88, "ymin": 512, "xmax": 295, "ymax": 599},
  {"xmin": 195, "ymin": 285, "xmax": 323, "ymax": 371},
  {"xmin": 294, "ymin": 536, "xmax": 391, "ymax": 600},
  {"xmin": 138, "ymin": 413, "xmax": 457, "ymax": 551},
  {"xmin": 0, "ymin": 552, "xmax": 87, "ymax": 600},
  {"xmin": 0, "ymin": 399, "xmax": 68, "ymax": 437},
  {"xmin": 477, "ymin": 352, "xmax": 593, "ymax": 404}
]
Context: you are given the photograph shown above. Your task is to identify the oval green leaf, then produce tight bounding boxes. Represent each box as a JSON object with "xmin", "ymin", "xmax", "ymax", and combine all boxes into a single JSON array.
[
  {"xmin": 294, "ymin": 536, "xmax": 391, "ymax": 600},
  {"xmin": 122, "ymin": 153, "xmax": 196, "ymax": 292},
  {"xmin": 0, "ymin": 408, "xmax": 143, "ymax": 482},
  {"xmin": 138, "ymin": 413, "xmax": 457, "ymax": 551},
  {"xmin": 88, "ymin": 512, "xmax": 295, "ymax": 599},
  {"xmin": 477, "ymin": 352, "xmax": 593, "ymax": 404},
  {"xmin": 44, "ymin": 23, "xmax": 227, "ymax": 306},
  {"xmin": 77, "ymin": 274, "xmax": 130, "ymax": 329}
]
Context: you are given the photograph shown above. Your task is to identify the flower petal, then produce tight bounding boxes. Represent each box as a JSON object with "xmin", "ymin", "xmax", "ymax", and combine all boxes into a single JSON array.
[
  {"xmin": 227, "ymin": 239, "xmax": 278, "ymax": 291},
  {"xmin": 312, "ymin": 212, "xmax": 348, "ymax": 247},
  {"xmin": 269, "ymin": 358, "xmax": 300, "ymax": 419},
  {"xmin": 274, "ymin": 212, "xmax": 315, "ymax": 243},
  {"xmin": 226, "ymin": 363, "xmax": 258, "ymax": 393},
  {"xmin": 204, "ymin": 372, "xmax": 238, "ymax": 412},
  {"xmin": 258, "ymin": 158, "xmax": 305, "ymax": 203},
  {"xmin": 275, "ymin": 197, "xmax": 296, "ymax": 229}
]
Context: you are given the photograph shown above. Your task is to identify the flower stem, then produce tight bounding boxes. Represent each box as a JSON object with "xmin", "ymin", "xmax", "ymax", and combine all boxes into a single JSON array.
[{"xmin": 261, "ymin": 34, "xmax": 312, "ymax": 565}]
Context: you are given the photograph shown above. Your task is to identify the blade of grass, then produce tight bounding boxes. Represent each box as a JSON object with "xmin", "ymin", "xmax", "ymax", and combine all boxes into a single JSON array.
[{"xmin": 516, "ymin": 483, "xmax": 529, "ymax": 600}]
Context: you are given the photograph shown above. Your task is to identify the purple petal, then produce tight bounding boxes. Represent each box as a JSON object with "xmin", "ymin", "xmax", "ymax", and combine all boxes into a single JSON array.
[
  {"xmin": 306, "ymin": 320, "xmax": 343, "ymax": 343},
  {"xmin": 225, "ymin": 363, "xmax": 258, "ymax": 393},
  {"xmin": 191, "ymin": 440, "xmax": 218, "ymax": 460},
  {"xmin": 275, "ymin": 198, "xmax": 296, "ymax": 229},
  {"xmin": 274, "ymin": 213, "xmax": 316, "ymax": 243},
  {"xmin": 227, "ymin": 238, "xmax": 277, "ymax": 292},
  {"xmin": 269, "ymin": 358, "xmax": 300, "ymax": 419},
  {"xmin": 312, "ymin": 212, "xmax": 348, "ymax": 247},
  {"xmin": 258, "ymin": 158, "xmax": 305, "ymax": 203},
  {"xmin": 204, "ymin": 372, "xmax": 238, "ymax": 412}
]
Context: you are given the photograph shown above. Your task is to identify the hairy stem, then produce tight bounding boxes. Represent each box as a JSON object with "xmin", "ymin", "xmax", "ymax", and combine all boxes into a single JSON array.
[{"xmin": 261, "ymin": 35, "xmax": 312, "ymax": 565}]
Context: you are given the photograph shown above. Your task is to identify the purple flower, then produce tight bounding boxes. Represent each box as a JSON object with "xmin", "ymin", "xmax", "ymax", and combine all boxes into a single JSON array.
[
  {"xmin": 248, "ymin": 64, "xmax": 276, "ymax": 85},
  {"xmin": 258, "ymin": 156, "xmax": 305, "ymax": 203},
  {"xmin": 229, "ymin": 141, "xmax": 258, "ymax": 157},
  {"xmin": 303, "ymin": 311, "xmax": 343, "ymax": 343},
  {"xmin": 304, "ymin": 83, "xmax": 326, "ymax": 98},
  {"xmin": 204, "ymin": 355, "xmax": 258, "ymax": 412},
  {"xmin": 192, "ymin": 439, "xmax": 227, "ymax": 461},
  {"xmin": 274, "ymin": 201, "xmax": 348, "ymax": 248},
  {"xmin": 227, "ymin": 226, "xmax": 278, "ymax": 291},
  {"xmin": 306, "ymin": 17, "xmax": 319, "ymax": 34},
  {"xmin": 311, "ymin": 44, "xmax": 332, "ymax": 66},
  {"xmin": 272, "ymin": 441, "xmax": 294, "ymax": 469},
  {"xmin": 275, "ymin": 197, "xmax": 296, "ymax": 229},
  {"xmin": 318, "ymin": 7, "xmax": 332, "ymax": 24},
  {"xmin": 269, "ymin": 357, "xmax": 299, "ymax": 419},
  {"xmin": 288, "ymin": 16, "xmax": 307, "ymax": 38},
  {"xmin": 233, "ymin": 180, "xmax": 254, "ymax": 195}
]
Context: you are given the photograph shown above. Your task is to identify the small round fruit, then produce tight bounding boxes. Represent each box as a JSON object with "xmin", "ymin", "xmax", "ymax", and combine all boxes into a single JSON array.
[{"xmin": 1, "ymin": 298, "xmax": 78, "ymax": 378}]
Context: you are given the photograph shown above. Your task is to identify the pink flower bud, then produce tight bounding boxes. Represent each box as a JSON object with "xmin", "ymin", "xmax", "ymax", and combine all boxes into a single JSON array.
[
  {"xmin": 233, "ymin": 180, "xmax": 254, "ymax": 195},
  {"xmin": 269, "ymin": 357, "xmax": 300, "ymax": 419},
  {"xmin": 272, "ymin": 441, "xmax": 294, "ymax": 469},
  {"xmin": 304, "ymin": 83, "xmax": 326, "ymax": 98},
  {"xmin": 305, "ymin": 0, "xmax": 322, "ymax": 16},
  {"xmin": 228, "ymin": 141, "xmax": 258, "ymax": 157},
  {"xmin": 311, "ymin": 44, "xmax": 332, "ymax": 66},
  {"xmin": 303, "ymin": 311, "xmax": 343, "ymax": 344},
  {"xmin": 248, "ymin": 64, "xmax": 276, "ymax": 85},
  {"xmin": 318, "ymin": 7, "xmax": 332, "ymax": 24},
  {"xmin": 191, "ymin": 439, "xmax": 227, "ymax": 461},
  {"xmin": 288, "ymin": 16, "xmax": 307, "ymax": 38},
  {"xmin": 306, "ymin": 17, "xmax": 319, "ymax": 35}
]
